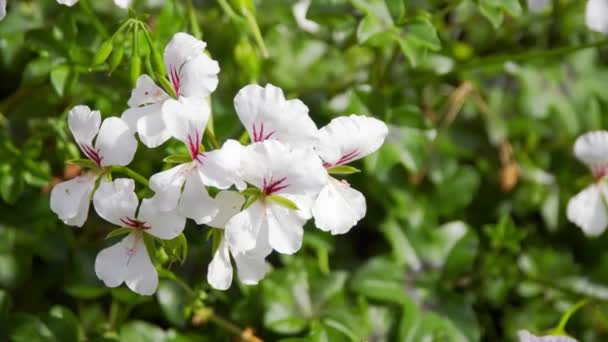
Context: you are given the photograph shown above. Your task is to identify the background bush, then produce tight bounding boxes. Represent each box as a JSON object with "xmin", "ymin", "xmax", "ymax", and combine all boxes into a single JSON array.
[{"xmin": 1, "ymin": 0, "xmax": 607, "ymax": 341}]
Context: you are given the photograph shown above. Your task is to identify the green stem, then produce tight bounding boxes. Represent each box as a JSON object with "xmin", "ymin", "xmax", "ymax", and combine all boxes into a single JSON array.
[
  {"xmin": 209, "ymin": 314, "xmax": 245, "ymax": 337},
  {"xmin": 187, "ymin": 0, "xmax": 202, "ymax": 39},
  {"xmin": 109, "ymin": 166, "xmax": 150, "ymax": 188},
  {"xmin": 555, "ymin": 298, "xmax": 589, "ymax": 332},
  {"xmin": 79, "ymin": 0, "xmax": 109, "ymax": 38},
  {"xmin": 217, "ymin": 0, "xmax": 243, "ymax": 22},
  {"xmin": 240, "ymin": 6, "xmax": 269, "ymax": 58}
]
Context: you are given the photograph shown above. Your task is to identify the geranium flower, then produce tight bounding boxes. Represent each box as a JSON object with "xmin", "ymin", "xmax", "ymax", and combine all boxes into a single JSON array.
[
  {"xmin": 517, "ymin": 330, "xmax": 577, "ymax": 342},
  {"xmin": 50, "ymin": 105, "xmax": 137, "ymax": 227},
  {"xmin": 94, "ymin": 178, "xmax": 185, "ymax": 295},
  {"xmin": 57, "ymin": 0, "xmax": 132, "ymax": 8},
  {"xmin": 225, "ymin": 140, "xmax": 327, "ymax": 255},
  {"xmin": 312, "ymin": 115, "xmax": 388, "ymax": 235},
  {"xmin": 122, "ymin": 32, "xmax": 220, "ymax": 148},
  {"xmin": 207, "ymin": 191, "xmax": 270, "ymax": 290},
  {"xmin": 567, "ymin": 131, "xmax": 608, "ymax": 236},
  {"xmin": 149, "ymin": 97, "xmax": 245, "ymax": 224},
  {"xmin": 586, "ymin": 0, "xmax": 608, "ymax": 33},
  {"xmin": 234, "ymin": 84, "xmax": 319, "ymax": 149}
]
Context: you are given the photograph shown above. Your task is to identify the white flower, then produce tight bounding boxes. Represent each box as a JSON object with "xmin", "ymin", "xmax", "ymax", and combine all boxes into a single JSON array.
[
  {"xmin": 586, "ymin": 0, "xmax": 608, "ymax": 33},
  {"xmin": 225, "ymin": 140, "xmax": 327, "ymax": 255},
  {"xmin": 234, "ymin": 84, "xmax": 319, "ymax": 149},
  {"xmin": 0, "ymin": 0, "xmax": 5, "ymax": 21},
  {"xmin": 312, "ymin": 115, "xmax": 388, "ymax": 235},
  {"xmin": 122, "ymin": 32, "xmax": 220, "ymax": 148},
  {"xmin": 292, "ymin": 0, "xmax": 320, "ymax": 33},
  {"xmin": 93, "ymin": 178, "xmax": 185, "ymax": 295},
  {"xmin": 527, "ymin": 0, "xmax": 551, "ymax": 13},
  {"xmin": 56, "ymin": 0, "xmax": 132, "ymax": 8},
  {"xmin": 207, "ymin": 191, "xmax": 270, "ymax": 290},
  {"xmin": 517, "ymin": 330, "xmax": 577, "ymax": 342},
  {"xmin": 149, "ymin": 97, "xmax": 245, "ymax": 224},
  {"xmin": 50, "ymin": 105, "xmax": 137, "ymax": 227},
  {"xmin": 567, "ymin": 131, "xmax": 608, "ymax": 236}
]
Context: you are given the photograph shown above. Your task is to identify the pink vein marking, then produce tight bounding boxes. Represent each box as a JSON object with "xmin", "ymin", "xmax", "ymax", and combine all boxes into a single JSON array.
[
  {"xmin": 324, "ymin": 150, "xmax": 360, "ymax": 169},
  {"xmin": 79, "ymin": 144, "xmax": 103, "ymax": 166},
  {"xmin": 187, "ymin": 129, "xmax": 201, "ymax": 159},
  {"xmin": 593, "ymin": 165, "xmax": 608, "ymax": 180},
  {"xmin": 263, "ymin": 176, "xmax": 289, "ymax": 195},
  {"xmin": 252, "ymin": 122, "xmax": 276, "ymax": 142},
  {"xmin": 169, "ymin": 64, "xmax": 181, "ymax": 97},
  {"xmin": 195, "ymin": 152, "xmax": 208, "ymax": 164},
  {"xmin": 120, "ymin": 217, "xmax": 151, "ymax": 231}
]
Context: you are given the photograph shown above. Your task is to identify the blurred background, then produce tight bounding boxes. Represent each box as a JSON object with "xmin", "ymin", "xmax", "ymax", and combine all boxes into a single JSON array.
[{"xmin": 1, "ymin": 0, "xmax": 608, "ymax": 341}]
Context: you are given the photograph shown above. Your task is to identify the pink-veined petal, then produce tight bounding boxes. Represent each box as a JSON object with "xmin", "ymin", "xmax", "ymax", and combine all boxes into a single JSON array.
[
  {"xmin": 177, "ymin": 172, "xmax": 218, "ymax": 225},
  {"xmin": 93, "ymin": 178, "xmax": 139, "ymax": 227},
  {"xmin": 178, "ymin": 54, "xmax": 220, "ymax": 98},
  {"xmin": 164, "ymin": 32, "xmax": 206, "ymax": 74},
  {"xmin": 266, "ymin": 201, "xmax": 306, "ymax": 254},
  {"xmin": 197, "ymin": 139, "xmax": 246, "ymax": 191},
  {"xmin": 162, "ymin": 97, "xmax": 210, "ymax": 155},
  {"xmin": 68, "ymin": 105, "xmax": 101, "ymax": 147},
  {"xmin": 225, "ymin": 200, "xmax": 266, "ymax": 254},
  {"xmin": 315, "ymin": 115, "xmax": 388, "ymax": 167},
  {"xmin": 127, "ymin": 75, "xmax": 169, "ymax": 108},
  {"xmin": 50, "ymin": 174, "xmax": 97, "ymax": 227},
  {"xmin": 207, "ymin": 239, "xmax": 233, "ymax": 290},
  {"xmin": 312, "ymin": 178, "xmax": 366, "ymax": 235},
  {"xmin": 94, "ymin": 233, "xmax": 134, "ymax": 288},
  {"xmin": 95, "ymin": 117, "xmax": 138, "ymax": 167},
  {"xmin": 234, "ymin": 84, "xmax": 318, "ymax": 148},
  {"xmin": 567, "ymin": 183, "xmax": 608, "ymax": 237},
  {"xmin": 124, "ymin": 235, "xmax": 158, "ymax": 295},
  {"xmin": 208, "ymin": 191, "xmax": 245, "ymax": 229},
  {"xmin": 586, "ymin": 0, "xmax": 608, "ymax": 33},
  {"xmin": 149, "ymin": 163, "xmax": 190, "ymax": 211},
  {"xmin": 138, "ymin": 198, "xmax": 186, "ymax": 240},
  {"xmin": 573, "ymin": 131, "xmax": 608, "ymax": 173}
]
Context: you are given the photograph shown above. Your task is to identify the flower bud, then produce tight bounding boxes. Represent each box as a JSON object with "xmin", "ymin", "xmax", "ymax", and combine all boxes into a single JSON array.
[{"xmin": 92, "ymin": 39, "xmax": 114, "ymax": 66}]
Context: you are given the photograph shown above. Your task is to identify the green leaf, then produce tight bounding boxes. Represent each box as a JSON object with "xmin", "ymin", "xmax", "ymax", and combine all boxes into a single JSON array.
[
  {"xmin": 46, "ymin": 306, "xmax": 80, "ymax": 342},
  {"xmin": 66, "ymin": 158, "xmax": 99, "ymax": 169},
  {"xmin": 406, "ymin": 19, "xmax": 441, "ymax": 51},
  {"xmin": 350, "ymin": 257, "xmax": 409, "ymax": 304},
  {"xmin": 119, "ymin": 321, "xmax": 166, "ymax": 342},
  {"xmin": 106, "ymin": 227, "xmax": 132, "ymax": 240},
  {"xmin": 156, "ymin": 280, "xmax": 189, "ymax": 328},
  {"xmin": 263, "ymin": 269, "xmax": 311, "ymax": 334},
  {"xmin": 266, "ymin": 195, "xmax": 299, "ymax": 210},
  {"xmin": 0, "ymin": 164, "xmax": 24, "ymax": 205},
  {"xmin": 64, "ymin": 285, "xmax": 108, "ymax": 300},
  {"xmin": 50, "ymin": 65, "xmax": 70, "ymax": 97},
  {"xmin": 442, "ymin": 231, "xmax": 479, "ymax": 281},
  {"xmin": 241, "ymin": 187, "xmax": 261, "ymax": 197},
  {"xmin": 328, "ymin": 165, "xmax": 361, "ymax": 175},
  {"xmin": 356, "ymin": 15, "xmax": 386, "ymax": 44},
  {"xmin": 385, "ymin": 0, "xmax": 406, "ymax": 23},
  {"xmin": 163, "ymin": 154, "xmax": 191, "ymax": 164},
  {"xmin": 478, "ymin": 1, "xmax": 504, "ymax": 28}
]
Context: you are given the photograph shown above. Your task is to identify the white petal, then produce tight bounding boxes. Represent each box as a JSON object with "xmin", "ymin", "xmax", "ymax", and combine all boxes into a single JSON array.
[
  {"xmin": 93, "ymin": 178, "xmax": 139, "ymax": 227},
  {"xmin": 177, "ymin": 172, "xmax": 218, "ymax": 224},
  {"xmin": 178, "ymin": 54, "xmax": 220, "ymax": 98},
  {"xmin": 162, "ymin": 97, "xmax": 210, "ymax": 152},
  {"xmin": 266, "ymin": 201, "xmax": 306, "ymax": 254},
  {"xmin": 517, "ymin": 330, "xmax": 577, "ymax": 342},
  {"xmin": 234, "ymin": 84, "xmax": 318, "ymax": 148},
  {"xmin": 573, "ymin": 130, "xmax": 608, "ymax": 168},
  {"xmin": 207, "ymin": 240, "xmax": 233, "ymax": 290},
  {"xmin": 95, "ymin": 234, "xmax": 134, "ymax": 288},
  {"xmin": 95, "ymin": 117, "xmax": 138, "ymax": 167},
  {"xmin": 164, "ymin": 32, "xmax": 206, "ymax": 75},
  {"xmin": 315, "ymin": 115, "xmax": 388, "ymax": 167},
  {"xmin": 50, "ymin": 174, "xmax": 96, "ymax": 227},
  {"xmin": 225, "ymin": 200, "xmax": 266, "ymax": 253},
  {"xmin": 68, "ymin": 105, "xmax": 101, "ymax": 146},
  {"xmin": 197, "ymin": 139, "xmax": 246, "ymax": 190},
  {"xmin": 293, "ymin": 0, "xmax": 320, "ymax": 33},
  {"xmin": 113, "ymin": 0, "xmax": 131, "ymax": 8},
  {"xmin": 125, "ymin": 235, "xmax": 158, "ymax": 295},
  {"xmin": 0, "ymin": 0, "xmax": 6, "ymax": 21},
  {"xmin": 138, "ymin": 198, "xmax": 186, "ymax": 240},
  {"xmin": 234, "ymin": 248, "xmax": 270, "ymax": 285},
  {"xmin": 149, "ymin": 164, "xmax": 189, "ymax": 211},
  {"xmin": 127, "ymin": 75, "xmax": 169, "ymax": 108},
  {"xmin": 57, "ymin": 0, "xmax": 79, "ymax": 7},
  {"xmin": 240, "ymin": 140, "xmax": 327, "ymax": 197},
  {"xmin": 586, "ymin": 0, "xmax": 608, "ymax": 33},
  {"xmin": 208, "ymin": 191, "xmax": 245, "ymax": 229},
  {"xmin": 567, "ymin": 183, "xmax": 608, "ymax": 237},
  {"xmin": 122, "ymin": 103, "xmax": 172, "ymax": 148},
  {"xmin": 312, "ymin": 178, "xmax": 366, "ymax": 235}
]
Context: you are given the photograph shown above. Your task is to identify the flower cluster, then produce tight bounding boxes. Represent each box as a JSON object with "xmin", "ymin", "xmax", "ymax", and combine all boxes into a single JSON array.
[{"xmin": 50, "ymin": 32, "xmax": 388, "ymax": 295}]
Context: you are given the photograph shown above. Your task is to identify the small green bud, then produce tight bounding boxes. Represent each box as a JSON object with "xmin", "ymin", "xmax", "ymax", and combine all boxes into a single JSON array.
[
  {"xmin": 108, "ymin": 45, "xmax": 125, "ymax": 74},
  {"xmin": 92, "ymin": 39, "xmax": 114, "ymax": 66},
  {"xmin": 130, "ymin": 55, "xmax": 141, "ymax": 86}
]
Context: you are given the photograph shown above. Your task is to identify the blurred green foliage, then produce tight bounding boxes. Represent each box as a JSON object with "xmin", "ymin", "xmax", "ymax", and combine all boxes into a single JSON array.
[{"xmin": 1, "ymin": 0, "xmax": 608, "ymax": 340}]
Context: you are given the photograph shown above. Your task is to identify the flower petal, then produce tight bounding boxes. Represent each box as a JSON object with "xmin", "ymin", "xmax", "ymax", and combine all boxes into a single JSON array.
[
  {"xmin": 207, "ymin": 239, "xmax": 233, "ymax": 290},
  {"xmin": 178, "ymin": 54, "xmax": 220, "ymax": 98},
  {"xmin": 127, "ymin": 75, "xmax": 169, "ymax": 108},
  {"xmin": 138, "ymin": 198, "xmax": 186, "ymax": 240},
  {"xmin": 113, "ymin": 0, "xmax": 131, "ymax": 9},
  {"xmin": 266, "ymin": 202, "xmax": 306, "ymax": 254},
  {"xmin": 293, "ymin": 0, "xmax": 320, "ymax": 33},
  {"xmin": 50, "ymin": 174, "xmax": 96, "ymax": 227},
  {"xmin": 125, "ymin": 236, "xmax": 158, "ymax": 295},
  {"xmin": 0, "ymin": 0, "xmax": 6, "ymax": 21},
  {"xmin": 197, "ymin": 139, "xmax": 247, "ymax": 191},
  {"xmin": 95, "ymin": 233, "xmax": 133, "ymax": 288},
  {"xmin": 162, "ymin": 97, "xmax": 210, "ymax": 151},
  {"xmin": 57, "ymin": 0, "xmax": 79, "ymax": 7},
  {"xmin": 208, "ymin": 191, "xmax": 245, "ymax": 229},
  {"xmin": 234, "ymin": 248, "xmax": 270, "ymax": 285},
  {"xmin": 586, "ymin": 0, "xmax": 608, "ymax": 33},
  {"xmin": 234, "ymin": 84, "xmax": 318, "ymax": 148},
  {"xmin": 225, "ymin": 200, "xmax": 266, "ymax": 253},
  {"xmin": 312, "ymin": 178, "xmax": 366, "ymax": 235},
  {"xmin": 573, "ymin": 130, "xmax": 608, "ymax": 168},
  {"xmin": 517, "ymin": 330, "xmax": 577, "ymax": 342},
  {"xmin": 164, "ymin": 32, "xmax": 206, "ymax": 76},
  {"xmin": 93, "ymin": 178, "xmax": 139, "ymax": 227},
  {"xmin": 95, "ymin": 117, "xmax": 138, "ymax": 167},
  {"xmin": 315, "ymin": 115, "xmax": 388, "ymax": 167},
  {"xmin": 68, "ymin": 105, "xmax": 101, "ymax": 146},
  {"xmin": 177, "ymin": 172, "xmax": 218, "ymax": 225},
  {"xmin": 149, "ymin": 164, "xmax": 189, "ymax": 211},
  {"xmin": 567, "ymin": 183, "xmax": 608, "ymax": 237}
]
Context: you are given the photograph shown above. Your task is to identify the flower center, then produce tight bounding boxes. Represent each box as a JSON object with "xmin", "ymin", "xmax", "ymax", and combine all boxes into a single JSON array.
[
  {"xmin": 80, "ymin": 143, "xmax": 103, "ymax": 166},
  {"xmin": 323, "ymin": 149, "xmax": 359, "ymax": 168},
  {"xmin": 187, "ymin": 130, "xmax": 201, "ymax": 159},
  {"xmin": 121, "ymin": 217, "xmax": 151, "ymax": 231},
  {"xmin": 593, "ymin": 164, "xmax": 608, "ymax": 180},
  {"xmin": 262, "ymin": 176, "xmax": 289, "ymax": 195},
  {"xmin": 252, "ymin": 122, "xmax": 277, "ymax": 142},
  {"xmin": 169, "ymin": 64, "xmax": 181, "ymax": 97}
]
